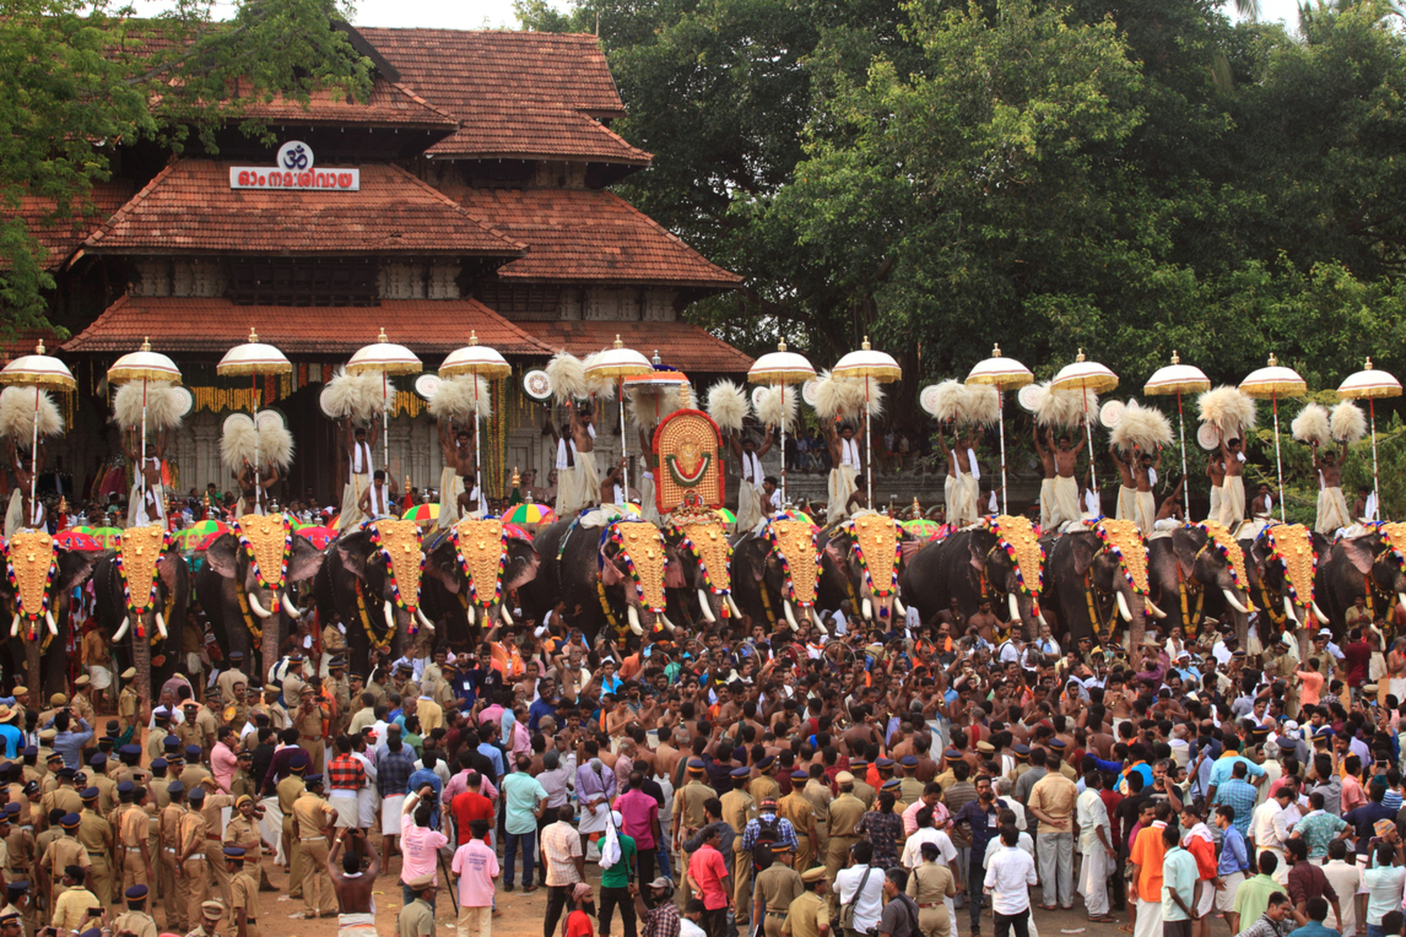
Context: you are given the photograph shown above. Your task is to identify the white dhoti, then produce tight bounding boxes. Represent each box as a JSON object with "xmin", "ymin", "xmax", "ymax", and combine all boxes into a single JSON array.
[
  {"xmin": 339, "ymin": 474, "xmax": 369, "ymax": 532},
  {"xmin": 827, "ymin": 466, "xmax": 859, "ymax": 521},
  {"xmin": 557, "ymin": 452, "xmax": 600, "ymax": 516},
  {"xmin": 1050, "ymin": 476, "xmax": 1082, "ymax": 526},
  {"xmin": 1316, "ymin": 485, "xmax": 1352, "ymax": 535},
  {"xmin": 1039, "ymin": 478, "xmax": 1055, "ymax": 530},
  {"xmin": 1193, "ymin": 878, "xmax": 1215, "ymax": 918},
  {"xmin": 641, "ymin": 474, "xmax": 661, "ymax": 524},
  {"xmin": 1209, "ymin": 484, "xmax": 1222, "ymax": 524},
  {"xmin": 328, "ymin": 791, "xmax": 358, "ymax": 828},
  {"xmin": 944, "ymin": 474, "xmax": 979, "ymax": 527},
  {"xmin": 578, "ymin": 802, "xmax": 610, "ymax": 835},
  {"xmin": 356, "ymin": 785, "xmax": 378, "ymax": 829},
  {"xmin": 258, "ymin": 796, "xmax": 285, "ymax": 863},
  {"xmin": 737, "ymin": 481, "xmax": 764, "ymax": 530},
  {"xmin": 1214, "ymin": 871, "xmax": 1242, "ymax": 913},
  {"xmin": 338, "ymin": 911, "xmax": 378, "ymax": 937},
  {"xmin": 381, "ymin": 794, "xmax": 405, "ymax": 835},
  {"xmin": 1134, "ymin": 491, "xmax": 1156, "ymax": 536},
  {"xmin": 1133, "ymin": 895, "xmax": 1162, "ymax": 937},
  {"xmin": 1219, "ymin": 475, "xmax": 1246, "ymax": 530},
  {"xmin": 88, "ymin": 664, "xmax": 112, "ymax": 691},
  {"xmin": 438, "ymin": 468, "xmax": 464, "ymax": 530},
  {"xmin": 1077, "ymin": 843, "xmax": 1110, "ymax": 917},
  {"xmin": 129, "ymin": 482, "xmax": 166, "ymax": 527},
  {"xmin": 1116, "ymin": 485, "xmax": 1138, "ymax": 523}
]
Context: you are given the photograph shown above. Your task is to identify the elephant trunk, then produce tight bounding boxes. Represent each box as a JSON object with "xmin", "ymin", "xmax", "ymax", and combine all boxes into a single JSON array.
[{"xmin": 260, "ymin": 588, "xmax": 283, "ymax": 684}]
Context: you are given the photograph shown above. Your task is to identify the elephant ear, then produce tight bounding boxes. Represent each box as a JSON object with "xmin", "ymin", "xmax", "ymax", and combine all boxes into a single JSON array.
[
  {"xmin": 288, "ymin": 535, "xmax": 326, "ymax": 583},
  {"xmin": 1341, "ymin": 536, "xmax": 1376, "ymax": 576},
  {"xmin": 204, "ymin": 533, "xmax": 241, "ymax": 580},
  {"xmin": 664, "ymin": 545, "xmax": 686, "ymax": 589},
  {"xmin": 158, "ymin": 552, "xmax": 184, "ymax": 590},
  {"xmin": 56, "ymin": 548, "xmax": 105, "ymax": 594},
  {"xmin": 338, "ymin": 530, "xmax": 377, "ymax": 582},
  {"xmin": 504, "ymin": 540, "xmax": 540, "ymax": 593},
  {"xmin": 423, "ymin": 541, "xmax": 461, "ymax": 595},
  {"xmin": 967, "ymin": 530, "xmax": 993, "ymax": 574},
  {"xmin": 1070, "ymin": 532, "xmax": 1101, "ymax": 579},
  {"xmin": 1172, "ymin": 526, "xmax": 1203, "ymax": 574}
]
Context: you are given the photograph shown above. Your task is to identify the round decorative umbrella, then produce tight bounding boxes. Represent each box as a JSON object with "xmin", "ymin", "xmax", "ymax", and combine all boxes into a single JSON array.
[
  {"xmin": 965, "ymin": 344, "xmax": 1034, "ymax": 515},
  {"xmin": 90, "ymin": 526, "xmax": 124, "ymax": 549},
  {"xmin": 404, "ymin": 502, "xmax": 441, "ymax": 524},
  {"xmin": 0, "ymin": 340, "xmax": 76, "ymax": 529},
  {"xmin": 107, "ymin": 338, "xmax": 181, "ymax": 525},
  {"xmin": 584, "ymin": 336, "xmax": 655, "ymax": 501},
  {"xmin": 1240, "ymin": 353, "xmax": 1307, "ymax": 523},
  {"xmin": 296, "ymin": 525, "xmax": 337, "ymax": 550},
  {"xmin": 346, "ymin": 328, "xmax": 422, "ymax": 473},
  {"xmin": 902, "ymin": 518, "xmax": 941, "ymax": 537},
  {"xmin": 503, "ymin": 502, "xmax": 556, "ymax": 525},
  {"xmin": 53, "ymin": 530, "xmax": 102, "ymax": 551},
  {"xmin": 217, "ymin": 328, "xmax": 292, "ymax": 516},
  {"xmin": 1338, "ymin": 357, "xmax": 1401, "ymax": 522},
  {"xmin": 1144, "ymin": 351, "xmax": 1211, "ymax": 491},
  {"xmin": 621, "ymin": 502, "xmax": 643, "ymax": 517},
  {"xmin": 832, "ymin": 337, "xmax": 902, "ymax": 510},
  {"xmin": 714, "ymin": 507, "xmax": 738, "ymax": 525},
  {"xmin": 1051, "ymin": 349, "xmax": 1119, "ymax": 502},
  {"xmin": 439, "ymin": 331, "xmax": 511, "ymax": 518},
  {"xmin": 748, "ymin": 339, "xmax": 816, "ymax": 506}
]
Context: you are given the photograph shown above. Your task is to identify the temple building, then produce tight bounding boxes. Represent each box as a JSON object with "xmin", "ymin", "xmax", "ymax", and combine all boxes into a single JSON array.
[{"xmin": 13, "ymin": 27, "xmax": 748, "ymax": 507}]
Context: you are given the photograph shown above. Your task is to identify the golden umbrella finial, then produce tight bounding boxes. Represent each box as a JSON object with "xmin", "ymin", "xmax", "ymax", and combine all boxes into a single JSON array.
[
  {"xmin": 140, "ymin": 337, "xmax": 151, "ymax": 352},
  {"xmin": 1170, "ymin": 350, "xmax": 1180, "ymax": 365},
  {"xmin": 613, "ymin": 334, "xmax": 623, "ymax": 349},
  {"xmin": 861, "ymin": 335, "xmax": 872, "ymax": 350},
  {"xmin": 1366, "ymin": 356, "xmax": 1375, "ymax": 370},
  {"xmin": 469, "ymin": 330, "xmax": 479, "ymax": 346},
  {"xmin": 991, "ymin": 344, "xmax": 1001, "ymax": 357},
  {"xmin": 33, "ymin": 340, "xmax": 44, "ymax": 355},
  {"xmin": 511, "ymin": 466, "xmax": 521, "ymax": 487},
  {"xmin": 248, "ymin": 328, "xmax": 259, "ymax": 343},
  {"xmin": 376, "ymin": 328, "xmax": 389, "ymax": 343},
  {"xmin": 1075, "ymin": 348, "xmax": 1086, "ymax": 362},
  {"xmin": 1267, "ymin": 353, "xmax": 1278, "ymax": 367},
  {"xmin": 778, "ymin": 338, "xmax": 788, "ymax": 352}
]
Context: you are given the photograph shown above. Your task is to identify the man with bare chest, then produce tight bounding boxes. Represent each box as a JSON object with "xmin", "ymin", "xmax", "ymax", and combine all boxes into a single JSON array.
[
  {"xmin": 1312, "ymin": 439, "xmax": 1352, "ymax": 534},
  {"xmin": 969, "ymin": 600, "xmax": 1000, "ymax": 643},
  {"xmin": 1033, "ymin": 425, "xmax": 1058, "ymax": 529},
  {"xmin": 1217, "ymin": 431, "xmax": 1247, "ymax": 529},
  {"xmin": 1049, "ymin": 429, "xmax": 1087, "ymax": 527},
  {"xmin": 937, "ymin": 423, "xmax": 980, "ymax": 527},
  {"xmin": 555, "ymin": 403, "xmax": 600, "ymax": 515},
  {"xmin": 437, "ymin": 424, "xmax": 475, "ymax": 529}
]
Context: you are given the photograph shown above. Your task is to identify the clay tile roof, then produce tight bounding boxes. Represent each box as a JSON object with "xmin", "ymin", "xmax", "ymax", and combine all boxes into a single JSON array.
[
  {"xmin": 0, "ymin": 330, "xmax": 64, "ymax": 367},
  {"xmin": 3, "ymin": 181, "xmax": 136, "ymax": 270},
  {"xmin": 445, "ymin": 187, "xmax": 742, "ymax": 289},
  {"xmin": 62, "ymin": 296, "xmax": 553, "ymax": 357},
  {"xmin": 523, "ymin": 320, "xmax": 752, "ymax": 373},
  {"xmin": 235, "ymin": 76, "xmax": 459, "ymax": 129},
  {"xmin": 359, "ymin": 29, "xmax": 648, "ymax": 164},
  {"xmin": 83, "ymin": 160, "xmax": 524, "ymax": 257}
]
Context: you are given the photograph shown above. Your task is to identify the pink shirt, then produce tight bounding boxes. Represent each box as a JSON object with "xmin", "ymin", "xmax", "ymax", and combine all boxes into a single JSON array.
[
  {"xmin": 401, "ymin": 822, "xmax": 449, "ymax": 885},
  {"xmin": 902, "ymin": 799, "xmax": 950, "ymax": 836},
  {"xmin": 450, "ymin": 839, "xmax": 499, "ymax": 907},
  {"xmin": 1342, "ymin": 774, "xmax": 1367, "ymax": 812},
  {"xmin": 615, "ymin": 787, "xmax": 660, "ymax": 850},
  {"xmin": 211, "ymin": 742, "xmax": 239, "ymax": 792},
  {"xmin": 443, "ymin": 770, "xmax": 499, "ymax": 805}
]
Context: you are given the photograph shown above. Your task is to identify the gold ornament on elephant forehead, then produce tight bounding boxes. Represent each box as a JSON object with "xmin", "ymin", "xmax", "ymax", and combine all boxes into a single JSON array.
[
  {"xmin": 119, "ymin": 526, "xmax": 165, "ymax": 613},
  {"xmin": 1092, "ymin": 518, "xmax": 1151, "ymax": 594},
  {"xmin": 236, "ymin": 513, "xmax": 290, "ymax": 590},
  {"xmin": 454, "ymin": 517, "xmax": 506, "ymax": 607},
  {"xmin": 7, "ymin": 530, "xmax": 55, "ymax": 636},
  {"xmin": 1381, "ymin": 522, "xmax": 1406, "ymax": 563}
]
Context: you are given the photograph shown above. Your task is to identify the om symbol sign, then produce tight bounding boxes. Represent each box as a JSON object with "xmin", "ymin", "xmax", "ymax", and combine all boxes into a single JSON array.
[{"xmin": 277, "ymin": 141, "xmax": 313, "ymax": 171}]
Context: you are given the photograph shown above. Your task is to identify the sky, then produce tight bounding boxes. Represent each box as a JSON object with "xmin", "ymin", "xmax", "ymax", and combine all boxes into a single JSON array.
[{"xmin": 131, "ymin": 0, "xmax": 1304, "ymax": 33}]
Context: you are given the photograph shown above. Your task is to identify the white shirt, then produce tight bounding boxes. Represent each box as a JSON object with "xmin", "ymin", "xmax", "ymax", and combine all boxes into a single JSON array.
[
  {"xmin": 1250, "ymin": 800, "xmax": 1291, "ymax": 851},
  {"xmin": 834, "ymin": 864, "xmax": 885, "ymax": 931},
  {"xmin": 681, "ymin": 920, "xmax": 707, "ymax": 937},
  {"xmin": 901, "ymin": 827, "xmax": 957, "ymax": 870},
  {"xmin": 1323, "ymin": 858, "xmax": 1362, "ymax": 936},
  {"xmin": 740, "ymin": 451, "xmax": 764, "ymax": 486},
  {"xmin": 983, "ymin": 831, "xmax": 1035, "ymax": 868},
  {"xmin": 1075, "ymin": 788, "xmax": 1110, "ymax": 851},
  {"xmin": 983, "ymin": 844, "xmax": 1038, "ymax": 915}
]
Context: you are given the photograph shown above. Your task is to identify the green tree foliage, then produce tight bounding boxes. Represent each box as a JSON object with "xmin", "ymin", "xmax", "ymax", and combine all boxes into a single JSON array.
[{"xmin": 0, "ymin": 0, "xmax": 372, "ymax": 334}]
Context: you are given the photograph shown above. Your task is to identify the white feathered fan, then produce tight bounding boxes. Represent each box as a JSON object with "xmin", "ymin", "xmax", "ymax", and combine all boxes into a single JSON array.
[{"xmin": 0, "ymin": 387, "xmax": 63, "ymax": 440}]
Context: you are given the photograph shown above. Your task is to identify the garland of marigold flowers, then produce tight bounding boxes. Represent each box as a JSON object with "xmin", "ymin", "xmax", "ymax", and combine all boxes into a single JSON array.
[
  {"xmin": 362, "ymin": 521, "xmax": 426, "ymax": 632},
  {"xmin": 233, "ymin": 515, "xmax": 292, "ymax": 592},
  {"xmin": 761, "ymin": 518, "xmax": 821, "ymax": 607},
  {"xmin": 604, "ymin": 521, "xmax": 668, "ymax": 613},
  {"xmin": 841, "ymin": 516, "xmax": 901, "ymax": 617},
  {"xmin": 114, "ymin": 529, "xmax": 173, "ymax": 638},
  {"xmin": 354, "ymin": 579, "xmax": 394, "ymax": 652},
  {"xmin": 2, "ymin": 540, "xmax": 56, "ymax": 641},
  {"xmin": 1086, "ymin": 516, "xmax": 1150, "ymax": 597},
  {"xmin": 450, "ymin": 519, "xmax": 507, "ymax": 610},
  {"xmin": 980, "ymin": 516, "xmax": 1046, "ymax": 604}
]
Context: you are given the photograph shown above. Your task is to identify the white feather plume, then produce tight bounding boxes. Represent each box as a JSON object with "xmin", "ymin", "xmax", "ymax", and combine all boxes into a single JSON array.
[
  {"xmin": 546, "ymin": 351, "xmax": 587, "ymax": 404},
  {"xmin": 1292, "ymin": 402, "xmax": 1331, "ymax": 446},
  {"xmin": 627, "ymin": 385, "xmax": 682, "ymax": 431},
  {"xmin": 932, "ymin": 379, "xmax": 967, "ymax": 422},
  {"xmin": 579, "ymin": 353, "xmax": 618, "ymax": 400},
  {"xmin": 706, "ymin": 380, "xmax": 749, "ymax": 432},
  {"xmin": 1331, "ymin": 401, "xmax": 1367, "ymax": 444},
  {"xmin": 113, "ymin": 380, "xmax": 184, "ymax": 430},
  {"xmin": 1035, "ymin": 383, "xmax": 1098, "ymax": 428},
  {"xmin": 1198, "ymin": 386, "xmax": 1257, "ymax": 436},
  {"xmin": 963, "ymin": 384, "xmax": 1000, "ymax": 426},
  {"xmin": 0, "ymin": 387, "xmax": 62, "ymax": 439},
  {"xmin": 756, "ymin": 385, "xmax": 799, "ymax": 432},
  {"xmin": 1111, "ymin": 400, "xmax": 1173, "ymax": 452},
  {"xmin": 220, "ymin": 413, "xmax": 256, "ymax": 470},
  {"xmin": 812, "ymin": 370, "xmax": 874, "ymax": 423},
  {"xmin": 257, "ymin": 415, "xmax": 295, "ymax": 470},
  {"xmin": 322, "ymin": 366, "xmax": 389, "ymax": 422},
  {"xmin": 429, "ymin": 376, "xmax": 492, "ymax": 422},
  {"xmin": 1019, "ymin": 382, "xmax": 1050, "ymax": 414}
]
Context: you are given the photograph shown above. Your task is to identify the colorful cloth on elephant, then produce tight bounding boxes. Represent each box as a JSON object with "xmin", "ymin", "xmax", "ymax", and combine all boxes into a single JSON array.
[
  {"xmin": 1039, "ymin": 478, "xmax": 1055, "ymax": 531},
  {"xmin": 944, "ymin": 474, "xmax": 979, "ymax": 528},
  {"xmin": 1219, "ymin": 476, "xmax": 1246, "ymax": 531},
  {"xmin": 827, "ymin": 466, "xmax": 858, "ymax": 523},
  {"xmin": 438, "ymin": 468, "xmax": 464, "ymax": 530},
  {"xmin": 1050, "ymin": 476, "xmax": 1082, "ymax": 528},
  {"xmin": 1316, "ymin": 485, "xmax": 1351, "ymax": 535}
]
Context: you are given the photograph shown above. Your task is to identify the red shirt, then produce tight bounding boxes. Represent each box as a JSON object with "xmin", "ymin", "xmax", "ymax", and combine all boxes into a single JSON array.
[
  {"xmin": 688, "ymin": 843, "xmax": 730, "ymax": 910},
  {"xmin": 566, "ymin": 910, "xmax": 593, "ymax": 937},
  {"xmin": 327, "ymin": 754, "xmax": 365, "ymax": 792},
  {"xmin": 451, "ymin": 790, "xmax": 495, "ymax": 845},
  {"xmin": 1345, "ymin": 641, "xmax": 1372, "ymax": 686}
]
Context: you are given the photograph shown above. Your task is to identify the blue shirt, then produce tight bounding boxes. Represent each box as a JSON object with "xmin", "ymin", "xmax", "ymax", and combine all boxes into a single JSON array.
[
  {"xmin": 1212, "ymin": 778, "xmax": 1258, "ymax": 838},
  {"xmin": 1217, "ymin": 824, "xmax": 1250, "ymax": 876},
  {"xmin": 477, "ymin": 742, "xmax": 505, "ymax": 780},
  {"xmin": 527, "ymin": 698, "xmax": 557, "ymax": 733},
  {"xmin": 0, "ymin": 725, "xmax": 22, "ymax": 759},
  {"xmin": 407, "ymin": 767, "xmax": 443, "ymax": 828},
  {"xmin": 1208, "ymin": 755, "xmax": 1266, "ymax": 790},
  {"xmin": 1286, "ymin": 923, "xmax": 1341, "ymax": 937},
  {"xmin": 1343, "ymin": 802, "xmax": 1396, "ymax": 856},
  {"xmin": 48, "ymin": 719, "xmax": 93, "ymax": 769}
]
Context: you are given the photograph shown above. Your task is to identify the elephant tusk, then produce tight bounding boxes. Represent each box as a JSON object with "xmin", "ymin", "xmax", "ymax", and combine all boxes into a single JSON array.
[
  {"xmin": 1116, "ymin": 591, "xmax": 1133, "ymax": 622},
  {"xmin": 246, "ymin": 590, "xmax": 274, "ymax": 619},
  {"xmin": 112, "ymin": 616, "xmax": 130, "ymax": 643},
  {"xmin": 698, "ymin": 588, "xmax": 717, "ymax": 624},
  {"xmin": 811, "ymin": 606, "xmax": 828, "ymax": 635},
  {"xmin": 1038, "ymin": 607, "xmax": 1049, "ymax": 626},
  {"xmin": 500, "ymin": 604, "xmax": 514, "ymax": 626},
  {"xmin": 1222, "ymin": 588, "xmax": 1250, "ymax": 614},
  {"xmin": 416, "ymin": 607, "xmax": 436, "ymax": 633},
  {"xmin": 44, "ymin": 610, "xmax": 57, "ymax": 636},
  {"xmin": 893, "ymin": 595, "xmax": 906, "ymax": 617},
  {"xmin": 861, "ymin": 597, "xmax": 873, "ymax": 622},
  {"xmin": 466, "ymin": 603, "xmax": 476, "ymax": 626},
  {"xmin": 660, "ymin": 614, "xmax": 677, "ymax": 633},
  {"xmin": 1312, "ymin": 600, "xmax": 1328, "ymax": 624},
  {"xmin": 1283, "ymin": 595, "xmax": 1299, "ymax": 625},
  {"xmin": 626, "ymin": 604, "xmax": 644, "ymax": 636},
  {"xmin": 1398, "ymin": 592, "xmax": 1406, "ymax": 616},
  {"xmin": 9, "ymin": 613, "xmax": 18, "ymax": 638},
  {"xmin": 726, "ymin": 595, "xmax": 743, "ymax": 619},
  {"xmin": 154, "ymin": 610, "xmax": 167, "ymax": 639},
  {"xmin": 1008, "ymin": 592, "xmax": 1021, "ymax": 624},
  {"xmin": 1145, "ymin": 598, "xmax": 1168, "ymax": 620},
  {"xmin": 384, "ymin": 600, "xmax": 396, "ymax": 633},
  {"xmin": 281, "ymin": 593, "xmax": 303, "ymax": 620},
  {"xmin": 784, "ymin": 599, "xmax": 801, "ymax": 632}
]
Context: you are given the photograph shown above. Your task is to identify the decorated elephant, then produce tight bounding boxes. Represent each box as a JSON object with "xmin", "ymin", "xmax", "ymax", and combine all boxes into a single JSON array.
[
  {"xmin": 521, "ymin": 513, "xmax": 677, "ymax": 644},
  {"xmin": 824, "ymin": 511, "xmax": 912, "ymax": 627},
  {"xmin": 731, "ymin": 515, "xmax": 826, "ymax": 633},
  {"xmin": 315, "ymin": 519, "xmax": 434, "ymax": 675},
  {"xmin": 1042, "ymin": 518, "xmax": 1163, "ymax": 645},
  {"xmin": 3, "ymin": 529, "xmax": 105, "ymax": 695},
  {"xmin": 421, "ymin": 516, "xmax": 540, "ymax": 639},
  {"xmin": 662, "ymin": 509, "xmax": 740, "ymax": 628},
  {"xmin": 1240, "ymin": 522, "xmax": 1329, "ymax": 656},
  {"xmin": 1316, "ymin": 523, "xmax": 1406, "ymax": 630},
  {"xmin": 195, "ymin": 514, "xmax": 326, "ymax": 677},
  {"xmin": 1146, "ymin": 521, "xmax": 1254, "ymax": 641},
  {"xmin": 92, "ymin": 526, "xmax": 191, "ymax": 707},
  {"xmin": 899, "ymin": 516, "xmax": 1046, "ymax": 638}
]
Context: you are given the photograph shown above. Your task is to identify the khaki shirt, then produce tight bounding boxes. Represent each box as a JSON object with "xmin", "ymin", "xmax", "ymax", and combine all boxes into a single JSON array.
[
  {"xmin": 672, "ymin": 780, "xmax": 718, "ymax": 838},
  {"xmin": 153, "ymin": 778, "xmax": 174, "ymax": 812},
  {"xmin": 119, "ymin": 805, "xmax": 149, "ymax": 849},
  {"xmin": 76, "ymin": 810, "xmax": 111, "ymax": 859},
  {"xmin": 398, "ymin": 897, "xmax": 435, "ymax": 937},
  {"xmin": 159, "ymin": 805, "xmax": 185, "ymax": 858},
  {"xmin": 753, "ymin": 865, "xmax": 804, "ymax": 917},
  {"xmin": 720, "ymin": 789, "xmax": 756, "ymax": 853},
  {"xmin": 826, "ymin": 792, "xmax": 865, "ymax": 839},
  {"xmin": 201, "ymin": 794, "xmax": 237, "ymax": 840},
  {"xmin": 118, "ymin": 687, "xmax": 139, "ymax": 721},
  {"xmin": 781, "ymin": 890, "xmax": 830, "ymax": 937},
  {"xmin": 229, "ymin": 867, "xmax": 260, "ymax": 918},
  {"xmin": 851, "ymin": 780, "xmax": 877, "ymax": 811},
  {"xmin": 178, "ymin": 809, "xmax": 210, "ymax": 860},
  {"xmin": 111, "ymin": 909, "xmax": 159, "ymax": 937},
  {"xmin": 180, "ymin": 765, "xmax": 213, "ymax": 791},
  {"xmin": 277, "ymin": 776, "xmax": 306, "ymax": 817},
  {"xmin": 291, "ymin": 793, "xmax": 335, "ymax": 840},
  {"xmin": 1027, "ymin": 773, "xmax": 1078, "ymax": 834},
  {"xmin": 750, "ymin": 775, "xmax": 781, "ymax": 806},
  {"xmin": 801, "ymin": 781, "xmax": 832, "ymax": 833},
  {"xmin": 91, "ymin": 774, "xmax": 118, "ymax": 816},
  {"xmin": 40, "ymin": 835, "xmax": 90, "ymax": 882},
  {"xmin": 224, "ymin": 815, "xmax": 263, "ymax": 861},
  {"xmin": 776, "ymin": 792, "xmax": 816, "ymax": 840},
  {"xmin": 217, "ymin": 669, "xmax": 250, "ymax": 704},
  {"xmin": 40, "ymin": 787, "xmax": 82, "ymax": 819}
]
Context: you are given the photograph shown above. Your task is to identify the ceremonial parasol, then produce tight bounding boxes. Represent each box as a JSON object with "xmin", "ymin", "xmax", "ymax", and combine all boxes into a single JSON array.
[
  {"xmin": 965, "ymin": 344, "xmax": 1034, "ymax": 515},
  {"xmin": 902, "ymin": 518, "xmax": 941, "ymax": 537},
  {"xmin": 503, "ymin": 502, "xmax": 556, "ymax": 526},
  {"xmin": 1051, "ymin": 349, "xmax": 1119, "ymax": 501},
  {"xmin": 404, "ymin": 503, "xmax": 440, "ymax": 525},
  {"xmin": 0, "ymin": 340, "xmax": 75, "ymax": 528},
  {"xmin": 714, "ymin": 507, "xmax": 738, "ymax": 525},
  {"xmin": 1144, "ymin": 351, "xmax": 1211, "ymax": 489},
  {"xmin": 440, "ymin": 331, "xmax": 510, "ymax": 518},
  {"xmin": 1338, "ymin": 357, "xmax": 1401, "ymax": 522},
  {"xmin": 347, "ymin": 329, "xmax": 422, "ymax": 472},
  {"xmin": 832, "ymin": 337, "xmax": 902, "ymax": 510},
  {"xmin": 584, "ymin": 337, "xmax": 654, "ymax": 500},
  {"xmin": 52, "ymin": 530, "xmax": 102, "ymax": 551},
  {"xmin": 296, "ymin": 525, "xmax": 337, "ymax": 550},
  {"xmin": 106, "ymin": 338, "xmax": 181, "ymax": 524},
  {"xmin": 748, "ymin": 339, "xmax": 816, "ymax": 507},
  {"xmin": 1240, "ymin": 354, "xmax": 1307, "ymax": 523},
  {"xmin": 217, "ymin": 329, "xmax": 292, "ymax": 516}
]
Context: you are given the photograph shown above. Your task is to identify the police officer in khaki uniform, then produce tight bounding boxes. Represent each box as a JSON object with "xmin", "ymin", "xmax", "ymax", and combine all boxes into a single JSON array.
[
  {"xmin": 824, "ymin": 772, "xmax": 865, "ymax": 882},
  {"xmin": 847, "ymin": 759, "xmax": 876, "ymax": 810},
  {"xmin": 115, "ymin": 781, "xmax": 152, "ymax": 895},
  {"xmin": 751, "ymin": 756, "xmax": 781, "ymax": 805},
  {"xmin": 326, "ymin": 658, "xmax": 351, "ymax": 739},
  {"xmin": 69, "ymin": 679, "xmax": 95, "ymax": 730},
  {"xmin": 75, "ymin": 789, "xmax": 113, "ymax": 905},
  {"xmin": 292, "ymin": 689, "xmax": 324, "ymax": 775},
  {"xmin": 86, "ymin": 756, "xmax": 117, "ymax": 816},
  {"xmin": 781, "ymin": 868, "xmax": 830, "ymax": 937},
  {"xmin": 671, "ymin": 760, "xmax": 717, "ymax": 909},
  {"xmin": 227, "ymin": 846, "xmax": 262, "ymax": 937},
  {"xmin": 216, "ymin": 652, "xmax": 249, "ymax": 704},
  {"xmin": 194, "ymin": 782, "xmax": 237, "ymax": 905},
  {"xmin": 754, "ymin": 844, "xmax": 805, "ymax": 937},
  {"xmin": 721, "ymin": 767, "xmax": 757, "ymax": 927},
  {"xmin": 290, "ymin": 774, "xmax": 336, "ymax": 919},
  {"xmin": 777, "ymin": 771, "xmax": 818, "ymax": 874},
  {"xmin": 223, "ymin": 795, "xmax": 272, "ymax": 891},
  {"xmin": 176, "ymin": 785, "xmax": 214, "ymax": 931},
  {"xmin": 159, "ymin": 781, "xmax": 190, "ymax": 931},
  {"xmin": 111, "ymin": 883, "xmax": 158, "ymax": 937},
  {"xmin": 188, "ymin": 899, "xmax": 226, "ymax": 937},
  {"xmin": 277, "ymin": 757, "xmax": 308, "ymax": 899},
  {"xmin": 39, "ymin": 769, "xmax": 81, "ymax": 820},
  {"xmin": 117, "ymin": 669, "xmax": 140, "ymax": 734}
]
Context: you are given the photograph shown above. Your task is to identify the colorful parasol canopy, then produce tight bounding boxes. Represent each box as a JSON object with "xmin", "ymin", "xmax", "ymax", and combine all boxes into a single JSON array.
[
  {"xmin": 503, "ymin": 502, "xmax": 556, "ymax": 525},
  {"xmin": 584, "ymin": 336, "xmax": 654, "ymax": 379},
  {"xmin": 216, "ymin": 329, "xmax": 292, "ymax": 377},
  {"xmin": 53, "ymin": 529, "xmax": 104, "ymax": 551},
  {"xmin": 0, "ymin": 340, "xmax": 76, "ymax": 391},
  {"xmin": 439, "ymin": 331, "xmax": 511, "ymax": 380},
  {"xmin": 964, "ymin": 344, "xmax": 1033, "ymax": 391},
  {"xmin": 1144, "ymin": 351, "xmax": 1210, "ymax": 396},
  {"xmin": 502, "ymin": 523, "xmax": 533, "ymax": 541},
  {"xmin": 832, "ymin": 337, "xmax": 902, "ymax": 382},
  {"xmin": 107, "ymin": 338, "xmax": 182, "ymax": 385},
  {"xmin": 1051, "ymin": 348, "xmax": 1118, "ymax": 394},
  {"xmin": 405, "ymin": 503, "xmax": 441, "ymax": 524},
  {"xmin": 346, "ymin": 328, "xmax": 422, "ymax": 377},
  {"xmin": 296, "ymin": 526, "xmax": 337, "ymax": 549},
  {"xmin": 88, "ymin": 526, "xmax": 124, "ymax": 549},
  {"xmin": 1239, "ymin": 354, "xmax": 1306, "ymax": 399},
  {"xmin": 748, "ymin": 340, "xmax": 816, "ymax": 385},
  {"xmin": 621, "ymin": 502, "xmax": 643, "ymax": 516},
  {"xmin": 1338, "ymin": 358, "xmax": 1402, "ymax": 400},
  {"xmin": 901, "ymin": 518, "xmax": 941, "ymax": 537},
  {"xmin": 714, "ymin": 507, "xmax": 738, "ymax": 525}
]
